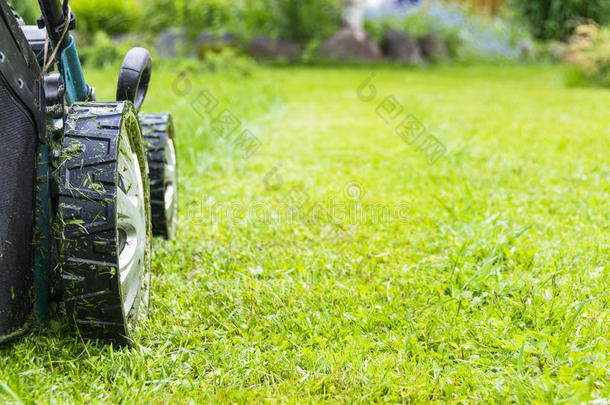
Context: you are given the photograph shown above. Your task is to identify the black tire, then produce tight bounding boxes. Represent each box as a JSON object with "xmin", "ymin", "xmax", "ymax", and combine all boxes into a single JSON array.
[
  {"xmin": 139, "ymin": 113, "xmax": 178, "ymax": 239},
  {"xmin": 58, "ymin": 102, "xmax": 152, "ymax": 343}
]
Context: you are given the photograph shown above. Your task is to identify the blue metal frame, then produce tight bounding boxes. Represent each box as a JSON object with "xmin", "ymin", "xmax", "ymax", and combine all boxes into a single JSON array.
[{"xmin": 59, "ymin": 36, "xmax": 88, "ymax": 104}]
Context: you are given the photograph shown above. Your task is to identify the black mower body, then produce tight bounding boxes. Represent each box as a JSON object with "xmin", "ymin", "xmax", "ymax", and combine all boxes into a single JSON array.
[{"xmin": 0, "ymin": 1, "xmax": 45, "ymax": 340}]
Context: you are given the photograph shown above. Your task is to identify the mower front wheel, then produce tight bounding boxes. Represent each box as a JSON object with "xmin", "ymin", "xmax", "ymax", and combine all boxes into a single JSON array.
[{"xmin": 58, "ymin": 102, "xmax": 152, "ymax": 343}]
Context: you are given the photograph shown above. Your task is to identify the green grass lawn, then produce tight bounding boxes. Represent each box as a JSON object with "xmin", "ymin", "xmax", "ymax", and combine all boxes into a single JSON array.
[{"xmin": 1, "ymin": 63, "xmax": 609, "ymax": 403}]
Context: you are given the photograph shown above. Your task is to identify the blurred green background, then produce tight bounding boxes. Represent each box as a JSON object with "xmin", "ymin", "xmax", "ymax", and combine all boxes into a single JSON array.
[{"xmin": 8, "ymin": 0, "xmax": 610, "ymax": 86}]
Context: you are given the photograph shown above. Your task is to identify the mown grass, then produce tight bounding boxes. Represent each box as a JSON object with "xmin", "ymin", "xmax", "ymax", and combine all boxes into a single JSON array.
[{"xmin": 0, "ymin": 62, "xmax": 609, "ymax": 403}]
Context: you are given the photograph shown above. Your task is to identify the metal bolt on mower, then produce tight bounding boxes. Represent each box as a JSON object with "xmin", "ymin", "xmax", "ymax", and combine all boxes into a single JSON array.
[{"xmin": 0, "ymin": 0, "xmax": 178, "ymax": 344}]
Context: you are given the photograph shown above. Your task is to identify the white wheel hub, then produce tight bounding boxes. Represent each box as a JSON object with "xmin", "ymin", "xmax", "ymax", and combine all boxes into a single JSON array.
[{"xmin": 116, "ymin": 129, "xmax": 147, "ymax": 318}]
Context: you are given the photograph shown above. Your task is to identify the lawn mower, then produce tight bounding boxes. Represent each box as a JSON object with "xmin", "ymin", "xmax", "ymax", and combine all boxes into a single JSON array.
[{"xmin": 0, "ymin": 0, "xmax": 178, "ymax": 344}]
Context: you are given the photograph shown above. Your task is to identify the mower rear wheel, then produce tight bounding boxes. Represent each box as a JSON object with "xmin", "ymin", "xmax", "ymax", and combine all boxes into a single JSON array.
[
  {"xmin": 140, "ymin": 113, "xmax": 178, "ymax": 239},
  {"xmin": 59, "ymin": 102, "xmax": 152, "ymax": 343}
]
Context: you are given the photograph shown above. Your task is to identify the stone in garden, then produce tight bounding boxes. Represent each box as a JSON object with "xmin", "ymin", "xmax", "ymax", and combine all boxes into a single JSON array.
[
  {"xmin": 381, "ymin": 30, "xmax": 423, "ymax": 64},
  {"xmin": 156, "ymin": 27, "xmax": 187, "ymax": 59},
  {"xmin": 418, "ymin": 33, "xmax": 449, "ymax": 62},
  {"xmin": 247, "ymin": 37, "xmax": 302, "ymax": 62},
  {"xmin": 247, "ymin": 37, "xmax": 273, "ymax": 59},
  {"xmin": 273, "ymin": 39, "xmax": 302, "ymax": 62},
  {"xmin": 220, "ymin": 33, "xmax": 238, "ymax": 44},
  {"xmin": 319, "ymin": 29, "xmax": 383, "ymax": 62}
]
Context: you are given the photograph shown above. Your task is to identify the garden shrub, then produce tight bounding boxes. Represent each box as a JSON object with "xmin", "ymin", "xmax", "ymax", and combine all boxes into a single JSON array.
[
  {"xmin": 136, "ymin": 0, "xmax": 239, "ymax": 39},
  {"xmin": 78, "ymin": 31, "xmax": 135, "ymax": 69},
  {"xmin": 237, "ymin": 0, "xmax": 341, "ymax": 45},
  {"xmin": 564, "ymin": 24, "xmax": 610, "ymax": 88},
  {"xmin": 70, "ymin": 0, "xmax": 140, "ymax": 36},
  {"xmin": 182, "ymin": 0, "xmax": 234, "ymax": 38},
  {"xmin": 78, "ymin": 30, "xmax": 121, "ymax": 68},
  {"xmin": 16, "ymin": 0, "xmax": 341, "ymax": 50},
  {"xmin": 274, "ymin": 0, "xmax": 341, "ymax": 45},
  {"xmin": 232, "ymin": 0, "xmax": 279, "ymax": 40},
  {"xmin": 511, "ymin": 0, "xmax": 610, "ymax": 40}
]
